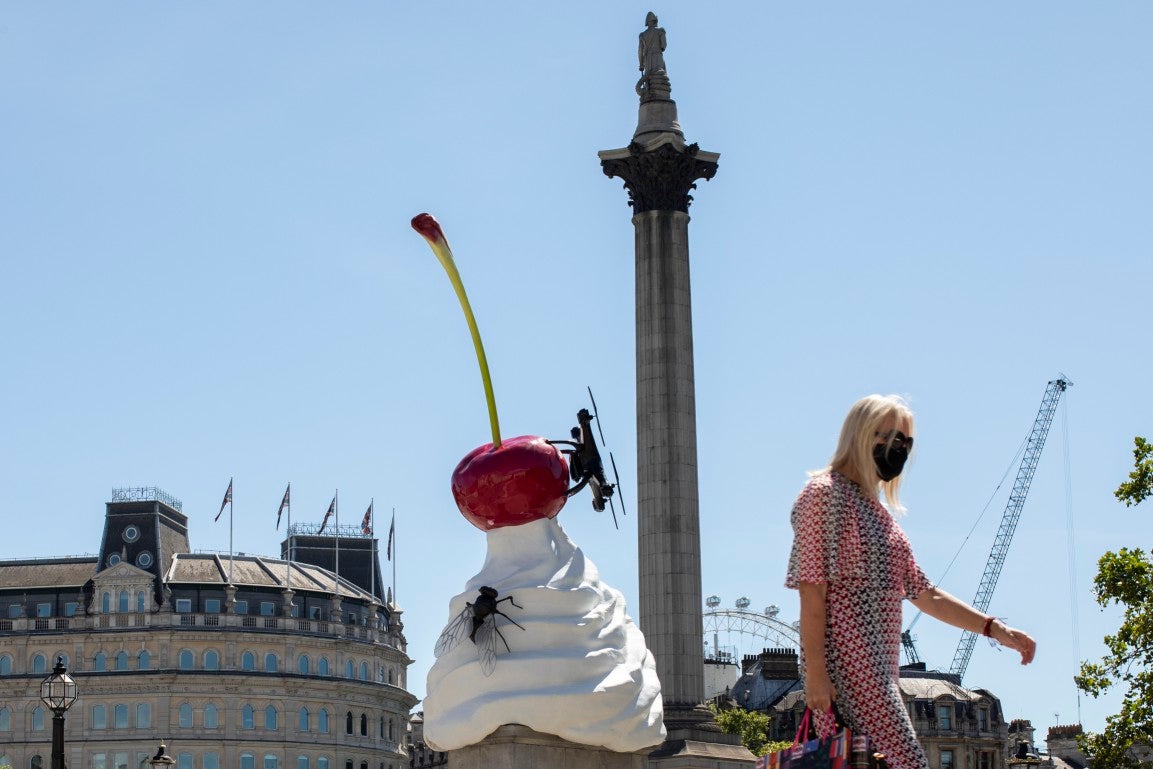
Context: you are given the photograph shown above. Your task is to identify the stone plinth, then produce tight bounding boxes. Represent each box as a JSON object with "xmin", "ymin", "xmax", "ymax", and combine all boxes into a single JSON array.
[{"xmin": 449, "ymin": 725, "xmax": 649, "ymax": 769}]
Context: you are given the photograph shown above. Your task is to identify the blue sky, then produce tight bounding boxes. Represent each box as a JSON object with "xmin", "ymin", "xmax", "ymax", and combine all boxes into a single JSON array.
[{"xmin": 2, "ymin": 2, "xmax": 1151, "ymax": 743}]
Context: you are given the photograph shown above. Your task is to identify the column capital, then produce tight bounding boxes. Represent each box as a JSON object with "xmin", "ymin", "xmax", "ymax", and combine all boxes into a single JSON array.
[{"xmin": 599, "ymin": 140, "xmax": 719, "ymax": 214}]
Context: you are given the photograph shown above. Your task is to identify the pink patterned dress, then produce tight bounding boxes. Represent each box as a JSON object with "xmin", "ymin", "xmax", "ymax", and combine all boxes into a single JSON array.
[{"xmin": 785, "ymin": 471, "xmax": 932, "ymax": 769}]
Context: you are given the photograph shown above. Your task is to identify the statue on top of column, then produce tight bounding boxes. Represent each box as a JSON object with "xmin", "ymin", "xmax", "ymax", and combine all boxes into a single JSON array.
[{"xmin": 636, "ymin": 12, "xmax": 672, "ymax": 103}]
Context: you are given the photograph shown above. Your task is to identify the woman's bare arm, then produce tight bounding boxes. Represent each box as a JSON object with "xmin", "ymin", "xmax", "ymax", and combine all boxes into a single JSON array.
[
  {"xmin": 798, "ymin": 581, "xmax": 837, "ymax": 710},
  {"xmin": 910, "ymin": 585, "xmax": 1036, "ymax": 664}
]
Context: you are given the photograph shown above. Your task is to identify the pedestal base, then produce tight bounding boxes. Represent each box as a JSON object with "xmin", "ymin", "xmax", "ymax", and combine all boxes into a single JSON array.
[
  {"xmin": 648, "ymin": 705, "xmax": 755, "ymax": 768},
  {"xmin": 449, "ymin": 725, "xmax": 650, "ymax": 769}
]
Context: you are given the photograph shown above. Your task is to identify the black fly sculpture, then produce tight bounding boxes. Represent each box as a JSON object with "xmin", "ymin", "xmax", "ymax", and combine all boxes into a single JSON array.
[
  {"xmin": 434, "ymin": 586, "xmax": 525, "ymax": 676},
  {"xmin": 549, "ymin": 386, "xmax": 627, "ymax": 528}
]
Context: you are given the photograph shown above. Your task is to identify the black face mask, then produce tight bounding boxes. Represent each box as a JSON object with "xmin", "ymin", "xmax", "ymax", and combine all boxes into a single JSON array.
[{"xmin": 873, "ymin": 442, "xmax": 909, "ymax": 481}]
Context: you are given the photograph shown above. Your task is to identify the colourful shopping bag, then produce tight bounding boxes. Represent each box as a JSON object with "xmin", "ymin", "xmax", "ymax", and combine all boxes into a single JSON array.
[{"xmin": 759, "ymin": 709, "xmax": 851, "ymax": 769}]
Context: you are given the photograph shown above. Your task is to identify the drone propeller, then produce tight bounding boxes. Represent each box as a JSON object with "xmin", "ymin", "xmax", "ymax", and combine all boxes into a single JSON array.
[
  {"xmin": 609, "ymin": 452, "xmax": 627, "ymax": 519},
  {"xmin": 587, "ymin": 385, "xmax": 608, "ymax": 446}
]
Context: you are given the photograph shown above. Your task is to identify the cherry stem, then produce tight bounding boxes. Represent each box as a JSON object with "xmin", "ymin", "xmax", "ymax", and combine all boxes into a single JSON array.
[{"xmin": 412, "ymin": 214, "xmax": 502, "ymax": 449}]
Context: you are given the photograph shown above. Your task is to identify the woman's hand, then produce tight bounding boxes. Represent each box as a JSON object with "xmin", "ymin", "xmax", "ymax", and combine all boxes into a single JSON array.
[
  {"xmin": 805, "ymin": 669, "xmax": 837, "ymax": 712},
  {"xmin": 991, "ymin": 621, "xmax": 1037, "ymax": 665}
]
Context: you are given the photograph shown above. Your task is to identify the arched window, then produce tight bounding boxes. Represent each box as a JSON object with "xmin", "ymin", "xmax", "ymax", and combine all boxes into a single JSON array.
[
  {"xmin": 56, "ymin": 653, "xmax": 69, "ymax": 668},
  {"xmin": 359, "ymin": 714, "xmax": 367, "ymax": 736},
  {"xmin": 240, "ymin": 755, "xmax": 255, "ymax": 769},
  {"xmin": 318, "ymin": 709, "xmax": 330, "ymax": 734},
  {"xmin": 136, "ymin": 703, "xmax": 151, "ymax": 728},
  {"xmin": 0, "ymin": 655, "xmax": 12, "ymax": 675},
  {"xmin": 359, "ymin": 762, "xmax": 367, "ymax": 769},
  {"xmin": 345, "ymin": 660, "xmax": 354, "ymax": 679},
  {"xmin": 179, "ymin": 704, "xmax": 193, "ymax": 728},
  {"xmin": 0, "ymin": 707, "xmax": 10, "ymax": 731},
  {"xmin": 241, "ymin": 651, "xmax": 256, "ymax": 671},
  {"xmin": 388, "ymin": 718, "xmax": 394, "ymax": 740},
  {"xmin": 118, "ymin": 591, "xmax": 129, "ymax": 613},
  {"xmin": 359, "ymin": 662, "xmax": 368, "ymax": 681},
  {"xmin": 297, "ymin": 654, "xmax": 310, "ymax": 675},
  {"xmin": 264, "ymin": 705, "xmax": 278, "ymax": 730},
  {"xmin": 379, "ymin": 717, "xmax": 384, "ymax": 738},
  {"xmin": 242, "ymin": 705, "xmax": 255, "ymax": 730},
  {"xmin": 317, "ymin": 759, "xmax": 329, "ymax": 769},
  {"xmin": 138, "ymin": 650, "xmax": 150, "ymax": 670},
  {"xmin": 387, "ymin": 668, "xmax": 395, "ymax": 685},
  {"xmin": 32, "ymin": 654, "xmax": 47, "ymax": 673},
  {"xmin": 31, "ymin": 707, "xmax": 45, "ymax": 731},
  {"xmin": 177, "ymin": 754, "xmax": 193, "ymax": 769},
  {"xmin": 114, "ymin": 704, "xmax": 128, "ymax": 728},
  {"xmin": 204, "ymin": 650, "xmax": 220, "ymax": 670},
  {"xmin": 298, "ymin": 708, "xmax": 310, "ymax": 732},
  {"xmin": 101, "ymin": 592, "xmax": 110, "ymax": 613},
  {"xmin": 263, "ymin": 756, "xmax": 278, "ymax": 769},
  {"xmin": 345, "ymin": 711, "xmax": 353, "ymax": 735},
  {"xmin": 203, "ymin": 754, "xmax": 220, "ymax": 769},
  {"xmin": 318, "ymin": 657, "xmax": 330, "ymax": 676},
  {"xmin": 136, "ymin": 592, "xmax": 146, "ymax": 612},
  {"xmin": 115, "ymin": 651, "xmax": 128, "ymax": 670},
  {"xmin": 178, "ymin": 650, "xmax": 194, "ymax": 670},
  {"xmin": 204, "ymin": 704, "xmax": 219, "ymax": 729},
  {"xmin": 264, "ymin": 652, "xmax": 278, "ymax": 672},
  {"xmin": 297, "ymin": 758, "xmax": 309, "ymax": 769},
  {"xmin": 92, "ymin": 652, "xmax": 105, "ymax": 672},
  {"xmin": 29, "ymin": 756, "xmax": 43, "ymax": 769},
  {"xmin": 91, "ymin": 705, "xmax": 107, "ymax": 729}
]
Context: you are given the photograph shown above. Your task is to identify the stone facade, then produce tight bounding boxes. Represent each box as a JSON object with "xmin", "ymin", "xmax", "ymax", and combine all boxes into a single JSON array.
[{"xmin": 0, "ymin": 489, "xmax": 416, "ymax": 769}]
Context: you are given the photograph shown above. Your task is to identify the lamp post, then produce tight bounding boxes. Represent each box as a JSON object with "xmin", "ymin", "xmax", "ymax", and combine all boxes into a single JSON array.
[{"xmin": 39, "ymin": 657, "xmax": 77, "ymax": 769}]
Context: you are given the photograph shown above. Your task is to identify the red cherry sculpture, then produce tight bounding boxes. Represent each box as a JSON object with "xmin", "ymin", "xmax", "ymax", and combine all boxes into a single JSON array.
[{"xmin": 452, "ymin": 435, "xmax": 569, "ymax": 531}]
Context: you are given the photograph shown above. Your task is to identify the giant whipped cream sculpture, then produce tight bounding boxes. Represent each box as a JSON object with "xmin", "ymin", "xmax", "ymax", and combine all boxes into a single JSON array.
[{"xmin": 412, "ymin": 214, "xmax": 665, "ymax": 753}]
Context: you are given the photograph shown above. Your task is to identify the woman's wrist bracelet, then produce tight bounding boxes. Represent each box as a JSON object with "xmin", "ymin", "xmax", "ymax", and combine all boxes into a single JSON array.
[{"xmin": 981, "ymin": 616, "xmax": 996, "ymax": 637}]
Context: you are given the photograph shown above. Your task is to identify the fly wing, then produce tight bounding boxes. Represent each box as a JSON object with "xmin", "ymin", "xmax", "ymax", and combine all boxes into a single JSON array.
[
  {"xmin": 474, "ymin": 617, "xmax": 499, "ymax": 677},
  {"xmin": 434, "ymin": 606, "xmax": 473, "ymax": 658}
]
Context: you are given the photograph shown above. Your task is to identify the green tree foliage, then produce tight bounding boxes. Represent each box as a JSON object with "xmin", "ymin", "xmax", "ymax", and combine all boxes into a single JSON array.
[
  {"xmin": 1074, "ymin": 439, "xmax": 1153, "ymax": 767},
  {"xmin": 1115, "ymin": 436, "xmax": 1153, "ymax": 507},
  {"xmin": 709, "ymin": 703, "xmax": 792, "ymax": 757}
]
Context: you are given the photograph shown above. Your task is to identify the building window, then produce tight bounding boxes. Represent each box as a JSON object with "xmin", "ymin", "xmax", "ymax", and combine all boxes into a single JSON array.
[
  {"xmin": 388, "ymin": 718, "xmax": 394, "ymax": 740},
  {"xmin": 30, "ymin": 757, "xmax": 43, "ymax": 769},
  {"xmin": 379, "ymin": 717, "xmax": 384, "ymax": 738},
  {"xmin": 298, "ymin": 655, "xmax": 310, "ymax": 674},
  {"xmin": 387, "ymin": 668, "xmax": 395, "ymax": 685},
  {"xmin": 114, "ymin": 704, "xmax": 128, "ymax": 729},
  {"xmin": 204, "ymin": 704, "xmax": 219, "ymax": 729},
  {"xmin": 136, "ymin": 592, "xmax": 146, "ymax": 612},
  {"xmin": 175, "ymin": 599, "xmax": 192, "ymax": 613},
  {"xmin": 179, "ymin": 704, "xmax": 193, "ymax": 728},
  {"xmin": 318, "ymin": 709, "xmax": 329, "ymax": 733},
  {"xmin": 91, "ymin": 756, "xmax": 105, "ymax": 769},
  {"xmin": 64, "ymin": 602, "xmax": 78, "ymax": 617},
  {"xmin": 0, "ymin": 707, "xmax": 10, "ymax": 730},
  {"xmin": 101, "ymin": 593, "xmax": 110, "ymax": 613},
  {"xmin": 937, "ymin": 704, "xmax": 952, "ymax": 730},
  {"xmin": 113, "ymin": 752, "xmax": 128, "ymax": 769},
  {"xmin": 179, "ymin": 650, "xmax": 194, "ymax": 670},
  {"xmin": 93, "ymin": 652, "xmax": 106, "ymax": 672},
  {"xmin": 308, "ymin": 606, "xmax": 322, "ymax": 620},
  {"xmin": 240, "ymin": 755, "xmax": 255, "ymax": 769},
  {"xmin": 345, "ymin": 660, "xmax": 354, "ymax": 679},
  {"xmin": 118, "ymin": 591, "xmax": 129, "ymax": 613},
  {"xmin": 359, "ymin": 662, "xmax": 368, "ymax": 681},
  {"xmin": 978, "ymin": 706, "xmax": 989, "ymax": 732},
  {"xmin": 360, "ymin": 714, "xmax": 367, "ymax": 736},
  {"xmin": 345, "ymin": 712, "xmax": 353, "ymax": 735},
  {"xmin": 299, "ymin": 708, "xmax": 310, "ymax": 732},
  {"xmin": 242, "ymin": 652, "xmax": 256, "ymax": 671},
  {"xmin": 345, "ymin": 762, "xmax": 352, "ymax": 769},
  {"xmin": 92, "ymin": 705, "xmax": 107, "ymax": 729},
  {"xmin": 178, "ymin": 754, "xmax": 193, "ymax": 769},
  {"xmin": 206, "ymin": 599, "xmax": 221, "ymax": 613},
  {"xmin": 7, "ymin": 605, "xmax": 21, "ymax": 619},
  {"xmin": 107, "ymin": 554, "xmax": 120, "ymax": 567},
  {"xmin": 116, "ymin": 651, "xmax": 128, "ymax": 671},
  {"xmin": 203, "ymin": 754, "xmax": 220, "ymax": 769},
  {"xmin": 242, "ymin": 705, "xmax": 255, "ymax": 730},
  {"xmin": 317, "ymin": 760, "xmax": 328, "ymax": 769},
  {"xmin": 318, "ymin": 657, "xmax": 330, "ymax": 676},
  {"xmin": 235, "ymin": 600, "xmax": 248, "ymax": 615},
  {"xmin": 940, "ymin": 750, "xmax": 954, "ymax": 769},
  {"xmin": 36, "ymin": 603, "xmax": 52, "ymax": 618},
  {"xmin": 136, "ymin": 703, "xmax": 151, "ymax": 728},
  {"xmin": 136, "ymin": 552, "xmax": 153, "ymax": 569},
  {"xmin": 138, "ymin": 650, "xmax": 150, "ymax": 670},
  {"xmin": 205, "ymin": 650, "xmax": 220, "ymax": 670},
  {"xmin": 260, "ymin": 602, "xmax": 276, "ymax": 616},
  {"xmin": 264, "ymin": 653, "xmax": 278, "ymax": 672},
  {"xmin": 297, "ymin": 758, "xmax": 309, "ymax": 769},
  {"xmin": 32, "ymin": 707, "xmax": 45, "ymax": 731},
  {"xmin": 265, "ymin": 705, "xmax": 278, "ymax": 730},
  {"xmin": 32, "ymin": 654, "xmax": 47, "ymax": 673},
  {"xmin": 263, "ymin": 757, "xmax": 278, "ymax": 769},
  {"xmin": 123, "ymin": 525, "xmax": 140, "ymax": 542},
  {"xmin": 979, "ymin": 751, "xmax": 991, "ymax": 769},
  {"xmin": 0, "ymin": 655, "xmax": 12, "ymax": 675}
]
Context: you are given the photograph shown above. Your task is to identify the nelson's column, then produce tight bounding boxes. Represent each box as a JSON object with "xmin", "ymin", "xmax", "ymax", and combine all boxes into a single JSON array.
[{"xmin": 599, "ymin": 13, "xmax": 752, "ymax": 766}]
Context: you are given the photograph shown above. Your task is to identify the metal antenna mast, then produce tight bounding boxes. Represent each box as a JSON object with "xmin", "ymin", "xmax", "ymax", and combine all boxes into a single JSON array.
[{"xmin": 950, "ymin": 376, "xmax": 1071, "ymax": 680}]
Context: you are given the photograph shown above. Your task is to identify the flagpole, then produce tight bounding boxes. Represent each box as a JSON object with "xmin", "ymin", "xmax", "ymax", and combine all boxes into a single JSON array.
[
  {"xmin": 391, "ymin": 508, "xmax": 397, "ymax": 608},
  {"xmin": 334, "ymin": 489, "xmax": 340, "ymax": 597},
  {"xmin": 285, "ymin": 483, "xmax": 292, "ymax": 594},
  {"xmin": 369, "ymin": 499, "xmax": 376, "ymax": 603},
  {"xmin": 228, "ymin": 478, "xmax": 234, "ymax": 587}
]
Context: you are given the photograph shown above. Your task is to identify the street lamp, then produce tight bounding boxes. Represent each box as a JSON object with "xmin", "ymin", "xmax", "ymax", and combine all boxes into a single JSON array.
[
  {"xmin": 39, "ymin": 657, "xmax": 77, "ymax": 769},
  {"xmin": 148, "ymin": 743, "xmax": 174, "ymax": 769}
]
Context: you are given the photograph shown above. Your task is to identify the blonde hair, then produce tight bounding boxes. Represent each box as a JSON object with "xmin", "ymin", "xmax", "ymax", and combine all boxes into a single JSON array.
[{"xmin": 818, "ymin": 394, "xmax": 915, "ymax": 512}]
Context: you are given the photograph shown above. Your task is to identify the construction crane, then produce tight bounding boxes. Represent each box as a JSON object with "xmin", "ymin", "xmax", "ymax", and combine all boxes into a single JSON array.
[{"xmin": 948, "ymin": 376, "xmax": 1071, "ymax": 680}]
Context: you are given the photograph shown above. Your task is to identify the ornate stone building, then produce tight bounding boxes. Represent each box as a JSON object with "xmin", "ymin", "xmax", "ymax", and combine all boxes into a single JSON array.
[{"xmin": 0, "ymin": 488, "xmax": 416, "ymax": 769}]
